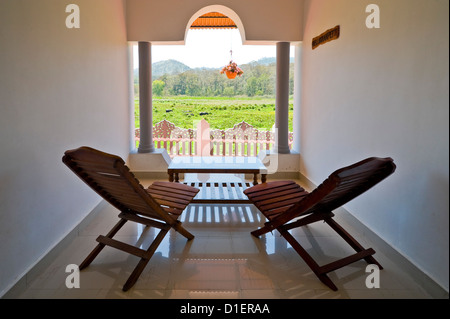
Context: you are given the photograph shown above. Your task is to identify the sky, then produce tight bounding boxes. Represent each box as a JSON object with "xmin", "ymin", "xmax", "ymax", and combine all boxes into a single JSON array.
[{"xmin": 133, "ymin": 29, "xmax": 295, "ymax": 69}]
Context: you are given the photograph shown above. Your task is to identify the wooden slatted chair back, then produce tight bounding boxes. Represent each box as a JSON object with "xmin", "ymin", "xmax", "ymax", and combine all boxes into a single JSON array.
[
  {"xmin": 62, "ymin": 146, "xmax": 171, "ymax": 223},
  {"xmin": 273, "ymin": 157, "xmax": 396, "ymax": 226}
]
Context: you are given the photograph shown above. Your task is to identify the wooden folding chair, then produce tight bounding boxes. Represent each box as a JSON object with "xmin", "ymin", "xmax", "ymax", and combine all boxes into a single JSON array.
[
  {"xmin": 244, "ymin": 157, "xmax": 396, "ymax": 291},
  {"xmin": 62, "ymin": 146, "xmax": 199, "ymax": 291}
]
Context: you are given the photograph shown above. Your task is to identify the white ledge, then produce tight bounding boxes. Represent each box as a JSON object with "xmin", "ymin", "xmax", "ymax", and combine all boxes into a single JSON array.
[{"xmin": 127, "ymin": 148, "xmax": 171, "ymax": 173}]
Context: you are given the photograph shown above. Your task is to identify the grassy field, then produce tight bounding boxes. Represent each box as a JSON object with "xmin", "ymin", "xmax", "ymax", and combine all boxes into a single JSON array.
[{"xmin": 135, "ymin": 96, "xmax": 294, "ymax": 131}]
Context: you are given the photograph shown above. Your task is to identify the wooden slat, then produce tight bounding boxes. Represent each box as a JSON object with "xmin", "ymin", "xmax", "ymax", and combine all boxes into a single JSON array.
[
  {"xmin": 218, "ymin": 182, "xmax": 226, "ymax": 200},
  {"xmin": 249, "ymin": 184, "xmax": 306, "ymax": 201},
  {"xmin": 110, "ymin": 196, "xmax": 149, "ymax": 210},
  {"xmin": 181, "ymin": 182, "xmax": 252, "ymax": 203},
  {"xmin": 236, "ymin": 183, "xmax": 245, "ymax": 200},
  {"xmin": 151, "ymin": 197, "xmax": 188, "ymax": 210},
  {"xmin": 71, "ymin": 160, "xmax": 120, "ymax": 173},
  {"xmin": 118, "ymin": 212, "xmax": 170, "ymax": 230},
  {"xmin": 245, "ymin": 182, "xmax": 303, "ymax": 200},
  {"xmin": 249, "ymin": 188, "xmax": 302, "ymax": 202},
  {"xmin": 97, "ymin": 236, "xmax": 149, "ymax": 259},
  {"xmin": 151, "ymin": 181, "xmax": 199, "ymax": 196},
  {"xmin": 253, "ymin": 190, "xmax": 307, "ymax": 206},
  {"xmin": 318, "ymin": 249, "xmax": 375, "ymax": 274},
  {"xmin": 163, "ymin": 206, "xmax": 184, "ymax": 216},
  {"xmin": 230, "ymin": 183, "xmax": 239, "ymax": 199},
  {"xmin": 151, "ymin": 196, "xmax": 190, "ymax": 209},
  {"xmin": 147, "ymin": 188, "xmax": 194, "ymax": 202},
  {"xmin": 86, "ymin": 176, "xmax": 124, "ymax": 188},
  {"xmin": 258, "ymin": 205, "xmax": 295, "ymax": 218},
  {"xmin": 225, "ymin": 182, "xmax": 234, "ymax": 200},
  {"xmin": 255, "ymin": 194, "xmax": 308, "ymax": 209},
  {"xmin": 210, "ymin": 183, "xmax": 217, "ymax": 201},
  {"xmin": 148, "ymin": 188, "xmax": 198, "ymax": 200},
  {"xmin": 202, "ymin": 183, "xmax": 208, "ymax": 199}
]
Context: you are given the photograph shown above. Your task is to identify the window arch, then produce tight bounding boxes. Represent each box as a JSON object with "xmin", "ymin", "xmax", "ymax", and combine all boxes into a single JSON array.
[{"xmin": 184, "ymin": 5, "xmax": 246, "ymax": 44}]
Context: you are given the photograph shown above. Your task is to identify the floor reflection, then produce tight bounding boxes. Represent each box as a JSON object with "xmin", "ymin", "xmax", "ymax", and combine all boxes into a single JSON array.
[
  {"xmin": 8, "ymin": 177, "xmax": 437, "ymax": 299},
  {"xmin": 180, "ymin": 204, "xmax": 263, "ymax": 226}
]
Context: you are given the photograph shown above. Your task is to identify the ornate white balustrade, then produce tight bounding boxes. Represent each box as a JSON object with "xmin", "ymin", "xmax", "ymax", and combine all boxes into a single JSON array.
[{"xmin": 135, "ymin": 119, "xmax": 293, "ymax": 157}]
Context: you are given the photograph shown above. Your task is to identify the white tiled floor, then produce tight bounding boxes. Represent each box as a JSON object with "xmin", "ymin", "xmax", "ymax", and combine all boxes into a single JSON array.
[{"xmin": 11, "ymin": 175, "xmax": 438, "ymax": 299}]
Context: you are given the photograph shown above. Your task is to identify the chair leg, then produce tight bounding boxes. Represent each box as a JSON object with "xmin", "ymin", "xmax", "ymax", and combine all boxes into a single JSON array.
[
  {"xmin": 276, "ymin": 216, "xmax": 382, "ymax": 291},
  {"xmin": 79, "ymin": 216, "xmax": 176, "ymax": 291},
  {"xmin": 280, "ymin": 229, "xmax": 339, "ymax": 291},
  {"xmin": 251, "ymin": 223, "xmax": 274, "ymax": 237},
  {"xmin": 172, "ymin": 220, "xmax": 195, "ymax": 240},
  {"xmin": 122, "ymin": 228, "xmax": 169, "ymax": 291},
  {"xmin": 325, "ymin": 217, "xmax": 383, "ymax": 269},
  {"xmin": 79, "ymin": 218, "xmax": 127, "ymax": 270}
]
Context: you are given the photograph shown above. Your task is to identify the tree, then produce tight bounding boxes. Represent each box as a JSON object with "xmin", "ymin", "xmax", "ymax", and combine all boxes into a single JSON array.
[
  {"xmin": 148, "ymin": 60, "xmax": 291, "ymax": 97},
  {"xmin": 246, "ymin": 77, "xmax": 258, "ymax": 96},
  {"xmin": 152, "ymin": 80, "xmax": 165, "ymax": 96},
  {"xmin": 223, "ymin": 86, "xmax": 234, "ymax": 97}
]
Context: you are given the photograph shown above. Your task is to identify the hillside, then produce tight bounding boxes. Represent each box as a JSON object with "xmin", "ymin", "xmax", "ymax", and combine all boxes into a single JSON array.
[
  {"xmin": 152, "ymin": 59, "xmax": 191, "ymax": 78},
  {"xmin": 245, "ymin": 57, "xmax": 294, "ymax": 66},
  {"xmin": 133, "ymin": 57, "xmax": 295, "ymax": 97},
  {"xmin": 134, "ymin": 57, "xmax": 289, "ymax": 79}
]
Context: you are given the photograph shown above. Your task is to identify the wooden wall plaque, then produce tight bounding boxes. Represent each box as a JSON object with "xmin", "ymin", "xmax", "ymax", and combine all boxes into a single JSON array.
[{"xmin": 312, "ymin": 25, "xmax": 340, "ymax": 50}]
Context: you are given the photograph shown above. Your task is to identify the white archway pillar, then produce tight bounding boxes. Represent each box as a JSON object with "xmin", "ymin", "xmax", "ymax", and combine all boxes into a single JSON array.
[
  {"xmin": 138, "ymin": 41, "xmax": 155, "ymax": 153},
  {"xmin": 275, "ymin": 42, "xmax": 291, "ymax": 154},
  {"xmin": 292, "ymin": 43, "xmax": 302, "ymax": 153}
]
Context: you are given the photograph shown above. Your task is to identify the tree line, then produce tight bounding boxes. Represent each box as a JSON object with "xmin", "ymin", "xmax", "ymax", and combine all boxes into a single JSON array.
[{"xmin": 145, "ymin": 62, "xmax": 294, "ymax": 97}]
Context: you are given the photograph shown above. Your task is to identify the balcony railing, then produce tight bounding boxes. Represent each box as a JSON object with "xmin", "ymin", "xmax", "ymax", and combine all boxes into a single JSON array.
[{"xmin": 135, "ymin": 119, "xmax": 293, "ymax": 157}]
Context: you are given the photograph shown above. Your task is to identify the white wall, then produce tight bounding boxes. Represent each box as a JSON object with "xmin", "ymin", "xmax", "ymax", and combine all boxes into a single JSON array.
[
  {"xmin": 0, "ymin": 0, "xmax": 130, "ymax": 296},
  {"xmin": 300, "ymin": 0, "xmax": 449, "ymax": 290}
]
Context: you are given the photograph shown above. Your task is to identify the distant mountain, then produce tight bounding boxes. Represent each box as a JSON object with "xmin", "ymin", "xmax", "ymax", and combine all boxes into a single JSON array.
[
  {"xmin": 152, "ymin": 59, "xmax": 191, "ymax": 79},
  {"xmin": 248, "ymin": 57, "xmax": 295, "ymax": 65},
  {"xmin": 249, "ymin": 57, "xmax": 276, "ymax": 65},
  {"xmin": 133, "ymin": 57, "xmax": 294, "ymax": 80}
]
